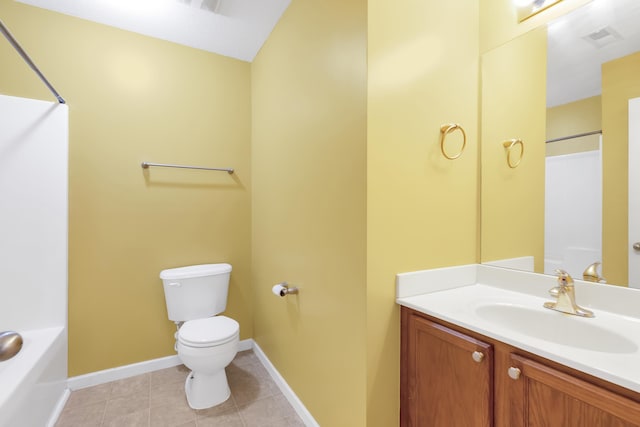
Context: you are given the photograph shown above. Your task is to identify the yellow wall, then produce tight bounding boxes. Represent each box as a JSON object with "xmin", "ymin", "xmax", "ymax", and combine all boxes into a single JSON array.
[
  {"xmin": 480, "ymin": 27, "xmax": 546, "ymax": 271},
  {"xmin": 0, "ymin": 2, "xmax": 252, "ymax": 376},
  {"xmin": 251, "ymin": 1, "xmax": 368, "ymax": 426},
  {"xmin": 602, "ymin": 51, "xmax": 640, "ymax": 286},
  {"xmin": 367, "ymin": 1, "xmax": 479, "ymax": 425},
  {"xmin": 2, "ymin": 0, "xmax": 604, "ymax": 423},
  {"xmin": 480, "ymin": 0, "xmax": 592, "ymax": 53},
  {"xmin": 546, "ymin": 96, "xmax": 601, "ymax": 156}
]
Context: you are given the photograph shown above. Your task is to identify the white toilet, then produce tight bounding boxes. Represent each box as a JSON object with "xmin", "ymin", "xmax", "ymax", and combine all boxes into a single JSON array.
[{"xmin": 160, "ymin": 263, "xmax": 239, "ymax": 410}]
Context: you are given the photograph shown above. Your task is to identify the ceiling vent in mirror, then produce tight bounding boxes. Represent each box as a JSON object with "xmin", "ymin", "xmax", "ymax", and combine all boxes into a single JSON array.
[{"xmin": 582, "ymin": 26, "xmax": 623, "ymax": 49}]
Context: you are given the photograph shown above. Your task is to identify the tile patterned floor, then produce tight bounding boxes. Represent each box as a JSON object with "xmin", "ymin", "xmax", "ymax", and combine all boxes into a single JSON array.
[{"xmin": 55, "ymin": 350, "xmax": 305, "ymax": 427}]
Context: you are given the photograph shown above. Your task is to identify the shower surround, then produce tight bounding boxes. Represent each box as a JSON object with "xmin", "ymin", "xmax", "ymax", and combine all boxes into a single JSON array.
[{"xmin": 0, "ymin": 94, "xmax": 68, "ymax": 427}]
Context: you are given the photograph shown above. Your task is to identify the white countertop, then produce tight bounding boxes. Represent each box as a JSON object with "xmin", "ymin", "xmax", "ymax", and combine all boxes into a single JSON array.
[{"xmin": 396, "ymin": 264, "xmax": 640, "ymax": 394}]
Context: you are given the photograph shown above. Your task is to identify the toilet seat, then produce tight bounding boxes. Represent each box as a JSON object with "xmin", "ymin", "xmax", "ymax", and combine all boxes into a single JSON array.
[{"xmin": 178, "ymin": 316, "xmax": 239, "ymax": 348}]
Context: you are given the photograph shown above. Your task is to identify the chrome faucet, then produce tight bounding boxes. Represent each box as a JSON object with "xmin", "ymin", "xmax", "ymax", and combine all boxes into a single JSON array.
[{"xmin": 543, "ymin": 270, "xmax": 594, "ymax": 318}]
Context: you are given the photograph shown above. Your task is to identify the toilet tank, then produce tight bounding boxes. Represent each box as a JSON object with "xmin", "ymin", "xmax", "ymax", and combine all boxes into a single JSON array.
[{"xmin": 160, "ymin": 263, "xmax": 232, "ymax": 322}]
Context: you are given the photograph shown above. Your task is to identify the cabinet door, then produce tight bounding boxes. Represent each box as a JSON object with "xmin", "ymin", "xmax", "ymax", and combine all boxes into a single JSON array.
[
  {"xmin": 507, "ymin": 354, "xmax": 640, "ymax": 427},
  {"xmin": 402, "ymin": 311, "xmax": 493, "ymax": 427}
]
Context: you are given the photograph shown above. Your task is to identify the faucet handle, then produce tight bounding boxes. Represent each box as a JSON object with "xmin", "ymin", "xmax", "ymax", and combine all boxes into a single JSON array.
[{"xmin": 555, "ymin": 269, "xmax": 574, "ymax": 287}]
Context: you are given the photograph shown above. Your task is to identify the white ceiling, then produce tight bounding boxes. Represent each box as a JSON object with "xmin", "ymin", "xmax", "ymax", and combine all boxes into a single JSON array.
[
  {"xmin": 547, "ymin": 0, "xmax": 640, "ymax": 107},
  {"xmin": 15, "ymin": 0, "xmax": 291, "ymax": 62}
]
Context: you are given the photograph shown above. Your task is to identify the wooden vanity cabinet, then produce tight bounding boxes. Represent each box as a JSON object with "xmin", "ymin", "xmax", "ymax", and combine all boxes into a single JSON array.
[
  {"xmin": 401, "ymin": 308, "xmax": 493, "ymax": 427},
  {"xmin": 401, "ymin": 307, "xmax": 640, "ymax": 427},
  {"xmin": 507, "ymin": 354, "xmax": 640, "ymax": 426}
]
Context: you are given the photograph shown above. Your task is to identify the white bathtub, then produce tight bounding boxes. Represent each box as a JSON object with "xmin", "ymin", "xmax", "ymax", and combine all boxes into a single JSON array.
[{"xmin": 0, "ymin": 327, "xmax": 68, "ymax": 427}]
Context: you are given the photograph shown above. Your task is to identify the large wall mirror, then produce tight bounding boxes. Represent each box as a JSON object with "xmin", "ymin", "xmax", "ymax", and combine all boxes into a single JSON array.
[{"xmin": 480, "ymin": 0, "xmax": 640, "ymax": 288}]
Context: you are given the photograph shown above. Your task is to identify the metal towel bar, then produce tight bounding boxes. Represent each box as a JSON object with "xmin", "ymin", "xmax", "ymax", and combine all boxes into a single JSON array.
[
  {"xmin": 545, "ymin": 130, "xmax": 602, "ymax": 144},
  {"xmin": 141, "ymin": 162, "xmax": 234, "ymax": 174}
]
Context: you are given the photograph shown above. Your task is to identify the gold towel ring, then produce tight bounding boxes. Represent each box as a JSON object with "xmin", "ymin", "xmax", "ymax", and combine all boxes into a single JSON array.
[
  {"xmin": 503, "ymin": 139, "xmax": 524, "ymax": 168},
  {"xmin": 440, "ymin": 124, "xmax": 467, "ymax": 160}
]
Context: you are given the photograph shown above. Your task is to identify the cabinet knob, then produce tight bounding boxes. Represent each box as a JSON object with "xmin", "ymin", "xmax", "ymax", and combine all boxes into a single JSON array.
[
  {"xmin": 471, "ymin": 351, "xmax": 484, "ymax": 363},
  {"xmin": 508, "ymin": 367, "xmax": 521, "ymax": 380}
]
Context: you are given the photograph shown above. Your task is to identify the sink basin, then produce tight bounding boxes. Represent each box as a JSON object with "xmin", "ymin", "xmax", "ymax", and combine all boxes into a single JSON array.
[{"xmin": 474, "ymin": 303, "xmax": 638, "ymax": 354}]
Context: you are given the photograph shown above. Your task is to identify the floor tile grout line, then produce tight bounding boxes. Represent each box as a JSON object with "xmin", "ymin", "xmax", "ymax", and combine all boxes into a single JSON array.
[
  {"xmin": 98, "ymin": 399, "xmax": 107, "ymax": 427},
  {"xmin": 233, "ymin": 392, "xmax": 248, "ymax": 427},
  {"xmin": 99, "ymin": 380, "xmax": 113, "ymax": 427},
  {"xmin": 147, "ymin": 371, "xmax": 152, "ymax": 427},
  {"xmin": 238, "ymin": 404, "xmax": 249, "ymax": 427}
]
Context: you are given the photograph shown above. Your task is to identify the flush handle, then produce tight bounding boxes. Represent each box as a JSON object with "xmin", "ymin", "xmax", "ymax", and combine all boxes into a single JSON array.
[
  {"xmin": 633, "ymin": 242, "xmax": 640, "ymax": 251},
  {"xmin": 471, "ymin": 351, "xmax": 484, "ymax": 363},
  {"xmin": 508, "ymin": 367, "xmax": 521, "ymax": 380},
  {"xmin": 168, "ymin": 282, "xmax": 181, "ymax": 287}
]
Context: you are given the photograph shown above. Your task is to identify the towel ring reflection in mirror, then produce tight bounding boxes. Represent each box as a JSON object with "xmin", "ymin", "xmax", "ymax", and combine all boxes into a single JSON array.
[
  {"xmin": 503, "ymin": 139, "xmax": 524, "ymax": 168},
  {"xmin": 440, "ymin": 123, "xmax": 467, "ymax": 160}
]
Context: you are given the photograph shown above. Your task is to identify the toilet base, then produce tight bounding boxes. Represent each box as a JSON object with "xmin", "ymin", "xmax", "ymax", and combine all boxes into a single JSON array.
[{"xmin": 184, "ymin": 369, "xmax": 231, "ymax": 410}]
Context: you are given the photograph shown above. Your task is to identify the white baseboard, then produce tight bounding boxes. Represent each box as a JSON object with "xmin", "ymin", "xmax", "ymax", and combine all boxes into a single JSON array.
[
  {"xmin": 46, "ymin": 388, "xmax": 70, "ymax": 427},
  {"xmin": 67, "ymin": 354, "xmax": 182, "ymax": 390},
  {"xmin": 253, "ymin": 341, "xmax": 320, "ymax": 427},
  {"xmin": 237, "ymin": 338, "xmax": 253, "ymax": 352},
  {"xmin": 67, "ymin": 338, "xmax": 253, "ymax": 390},
  {"xmin": 65, "ymin": 338, "xmax": 318, "ymax": 426}
]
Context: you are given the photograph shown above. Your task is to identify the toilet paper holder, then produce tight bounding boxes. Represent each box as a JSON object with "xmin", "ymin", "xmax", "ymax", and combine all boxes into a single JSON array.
[{"xmin": 272, "ymin": 282, "xmax": 299, "ymax": 297}]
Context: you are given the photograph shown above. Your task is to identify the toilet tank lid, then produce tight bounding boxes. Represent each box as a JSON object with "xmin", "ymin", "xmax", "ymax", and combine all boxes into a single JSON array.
[{"xmin": 160, "ymin": 263, "xmax": 232, "ymax": 280}]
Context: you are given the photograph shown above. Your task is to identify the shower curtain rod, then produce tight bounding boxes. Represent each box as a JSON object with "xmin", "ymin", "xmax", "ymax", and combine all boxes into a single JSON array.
[
  {"xmin": 545, "ymin": 130, "xmax": 602, "ymax": 144},
  {"xmin": 0, "ymin": 18, "xmax": 66, "ymax": 104}
]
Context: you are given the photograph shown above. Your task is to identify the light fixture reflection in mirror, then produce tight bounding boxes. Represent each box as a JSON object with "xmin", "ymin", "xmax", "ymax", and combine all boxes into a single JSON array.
[{"xmin": 515, "ymin": 0, "xmax": 563, "ymax": 22}]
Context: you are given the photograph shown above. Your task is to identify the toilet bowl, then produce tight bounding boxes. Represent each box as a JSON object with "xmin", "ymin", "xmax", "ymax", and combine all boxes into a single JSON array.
[
  {"xmin": 177, "ymin": 316, "xmax": 239, "ymax": 409},
  {"xmin": 160, "ymin": 263, "xmax": 239, "ymax": 410}
]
